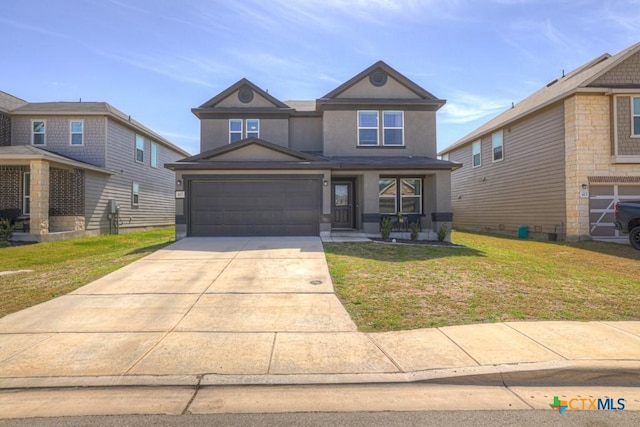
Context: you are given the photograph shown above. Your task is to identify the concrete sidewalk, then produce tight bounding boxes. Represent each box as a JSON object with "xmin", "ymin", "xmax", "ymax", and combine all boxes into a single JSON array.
[{"xmin": 0, "ymin": 236, "xmax": 639, "ymax": 415}]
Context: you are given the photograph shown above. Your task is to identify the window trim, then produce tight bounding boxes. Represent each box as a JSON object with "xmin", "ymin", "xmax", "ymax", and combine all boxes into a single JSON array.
[
  {"xmin": 246, "ymin": 119, "xmax": 260, "ymax": 139},
  {"xmin": 31, "ymin": 120, "xmax": 46, "ymax": 146},
  {"xmin": 492, "ymin": 130, "xmax": 504, "ymax": 162},
  {"xmin": 441, "ymin": 153, "xmax": 449, "ymax": 161},
  {"xmin": 378, "ymin": 178, "xmax": 397, "ymax": 214},
  {"xmin": 135, "ymin": 134, "xmax": 144, "ymax": 163},
  {"xmin": 378, "ymin": 177, "xmax": 423, "ymax": 215},
  {"xmin": 472, "ymin": 140, "xmax": 481, "ymax": 168},
  {"xmin": 632, "ymin": 96, "xmax": 640, "ymax": 137},
  {"xmin": 382, "ymin": 111, "xmax": 404, "ymax": 146},
  {"xmin": 70, "ymin": 120, "xmax": 84, "ymax": 146},
  {"xmin": 150, "ymin": 142, "xmax": 158, "ymax": 168},
  {"xmin": 229, "ymin": 119, "xmax": 243, "ymax": 143},
  {"xmin": 357, "ymin": 110, "xmax": 380, "ymax": 146},
  {"xmin": 132, "ymin": 182, "xmax": 140, "ymax": 206},
  {"xmin": 23, "ymin": 172, "xmax": 31, "ymax": 216}
]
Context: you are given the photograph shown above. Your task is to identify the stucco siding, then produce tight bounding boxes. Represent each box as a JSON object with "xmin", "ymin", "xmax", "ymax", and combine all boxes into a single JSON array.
[
  {"xmin": 216, "ymin": 90, "xmax": 278, "ymax": 108},
  {"xmin": 449, "ymin": 103, "xmax": 566, "ymax": 235},
  {"xmin": 336, "ymin": 76, "xmax": 421, "ymax": 99},
  {"xmin": 200, "ymin": 118, "xmax": 289, "ymax": 152},
  {"xmin": 289, "ymin": 117, "xmax": 323, "ymax": 152},
  {"xmin": 11, "ymin": 116, "xmax": 107, "ymax": 166},
  {"xmin": 322, "ymin": 110, "xmax": 437, "ymax": 157}
]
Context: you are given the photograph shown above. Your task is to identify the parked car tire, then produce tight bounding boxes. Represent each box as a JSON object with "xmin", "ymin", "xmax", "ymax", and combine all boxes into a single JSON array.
[{"xmin": 630, "ymin": 226, "xmax": 640, "ymax": 250}]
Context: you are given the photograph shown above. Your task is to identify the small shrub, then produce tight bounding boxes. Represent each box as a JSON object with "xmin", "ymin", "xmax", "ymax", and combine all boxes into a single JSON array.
[
  {"xmin": 380, "ymin": 217, "xmax": 393, "ymax": 240},
  {"xmin": 437, "ymin": 224, "xmax": 448, "ymax": 242},
  {"xmin": 0, "ymin": 218, "xmax": 16, "ymax": 245},
  {"xmin": 410, "ymin": 221, "xmax": 420, "ymax": 241}
]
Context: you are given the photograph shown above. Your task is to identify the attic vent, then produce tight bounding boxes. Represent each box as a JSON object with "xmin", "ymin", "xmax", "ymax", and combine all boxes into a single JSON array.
[
  {"xmin": 238, "ymin": 86, "xmax": 254, "ymax": 103},
  {"xmin": 369, "ymin": 69, "xmax": 388, "ymax": 87}
]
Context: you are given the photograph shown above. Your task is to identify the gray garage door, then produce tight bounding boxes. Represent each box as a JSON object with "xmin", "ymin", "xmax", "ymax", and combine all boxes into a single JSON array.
[
  {"xmin": 189, "ymin": 177, "xmax": 321, "ymax": 236},
  {"xmin": 589, "ymin": 184, "xmax": 640, "ymax": 237}
]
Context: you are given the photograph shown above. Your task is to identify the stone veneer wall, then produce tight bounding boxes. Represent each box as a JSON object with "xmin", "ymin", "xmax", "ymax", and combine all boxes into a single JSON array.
[
  {"xmin": 49, "ymin": 215, "xmax": 85, "ymax": 232},
  {"xmin": 564, "ymin": 94, "xmax": 640, "ymax": 240}
]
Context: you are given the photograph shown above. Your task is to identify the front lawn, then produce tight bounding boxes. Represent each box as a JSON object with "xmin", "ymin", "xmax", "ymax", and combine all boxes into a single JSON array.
[
  {"xmin": 325, "ymin": 231, "xmax": 640, "ymax": 332},
  {"xmin": 0, "ymin": 228, "xmax": 175, "ymax": 318}
]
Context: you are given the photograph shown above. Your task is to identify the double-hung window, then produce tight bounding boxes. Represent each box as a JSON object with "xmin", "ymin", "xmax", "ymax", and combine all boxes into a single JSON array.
[
  {"xmin": 135, "ymin": 134, "xmax": 144, "ymax": 163},
  {"xmin": 378, "ymin": 178, "xmax": 422, "ymax": 214},
  {"xmin": 229, "ymin": 119, "xmax": 259, "ymax": 143},
  {"xmin": 633, "ymin": 97, "xmax": 640, "ymax": 136},
  {"xmin": 358, "ymin": 111, "xmax": 379, "ymax": 145},
  {"xmin": 32, "ymin": 121, "xmax": 45, "ymax": 146},
  {"xmin": 70, "ymin": 120, "xmax": 83, "ymax": 145},
  {"xmin": 383, "ymin": 111, "xmax": 404, "ymax": 145},
  {"xmin": 358, "ymin": 111, "xmax": 405, "ymax": 146},
  {"xmin": 492, "ymin": 130, "xmax": 503, "ymax": 162},
  {"xmin": 472, "ymin": 140, "xmax": 481, "ymax": 167},
  {"xmin": 132, "ymin": 182, "xmax": 140, "ymax": 206},
  {"xmin": 151, "ymin": 142, "xmax": 158, "ymax": 168}
]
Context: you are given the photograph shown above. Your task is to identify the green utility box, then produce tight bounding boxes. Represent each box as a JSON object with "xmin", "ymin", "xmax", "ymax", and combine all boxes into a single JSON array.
[{"xmin": 518, "ymin": 226, "xmax": 529, "ymax": 239}]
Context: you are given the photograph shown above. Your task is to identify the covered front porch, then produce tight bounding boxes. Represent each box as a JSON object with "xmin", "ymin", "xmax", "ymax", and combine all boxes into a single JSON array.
[{"xmin": 0, "ymin": 146, "xmax": 111, "ymax": 242}]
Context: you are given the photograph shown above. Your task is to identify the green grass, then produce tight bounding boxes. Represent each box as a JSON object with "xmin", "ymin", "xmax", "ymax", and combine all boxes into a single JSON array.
[
  {"xmin": 325, "ymin": 231, "xmax": 640, "ymax": 332},
  {"xmin": 0, "ymin": 228, "xmax": 175, "ymax": 318}
]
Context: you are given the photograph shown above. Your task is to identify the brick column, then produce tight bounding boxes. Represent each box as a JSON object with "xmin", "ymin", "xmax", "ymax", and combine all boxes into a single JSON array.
[{"xmin": 29, "ymin": 160, "xmax": 50, "ymax": 235}]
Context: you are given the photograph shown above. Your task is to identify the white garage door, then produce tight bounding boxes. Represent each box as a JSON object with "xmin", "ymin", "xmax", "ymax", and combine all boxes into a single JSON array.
[{"xmin": 589, "ymin": 184, "xmax": 640, "ymax": 237}]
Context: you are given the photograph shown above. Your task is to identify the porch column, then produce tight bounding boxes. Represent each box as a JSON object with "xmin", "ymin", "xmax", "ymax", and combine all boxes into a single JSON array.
[
  {"xmin": 361, "ymin": 171, "xmax": 380, "ymax": 234},
  {"xmin": 428, "ymin": 170, "xmax": 453, "ymax": 241},
  {"xmin": 29, "ymin": 159, "xmax": 50, "ymax": 235}
]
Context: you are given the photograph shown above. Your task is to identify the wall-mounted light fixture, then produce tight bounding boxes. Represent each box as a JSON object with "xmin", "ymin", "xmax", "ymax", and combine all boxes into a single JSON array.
[
  {"xmin": 581, "ymin": 183, "xmax": 588, "ymax": 190},
  {"xmin": 176, "ymin": 179, "xmax": 182, "ymax": 186},
  {"xmin": 323, "ymin": 180, "xmax": 328, "ymax": 186}
]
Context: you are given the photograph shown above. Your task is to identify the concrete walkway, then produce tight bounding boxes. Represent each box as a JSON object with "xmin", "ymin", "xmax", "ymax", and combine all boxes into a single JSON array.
[{"xmin": 0, "ymin": 236, "xmax": 639, "ymax": 416}]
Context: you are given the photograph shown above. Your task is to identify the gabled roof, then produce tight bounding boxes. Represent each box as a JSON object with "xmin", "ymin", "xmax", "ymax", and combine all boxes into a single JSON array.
[
  {"xmin": 0, "ymin": 91, "xmax": 27, "ymax": 112},
  {"xmin": 4, "ymin": 95, "xmax": 190, "ymax": 157},
  {"xmin": 0, "ymin": 145, "xmax": 114, "ymax": 174},
  {"xmin": 176, "ymin": 137, "xmax": 322, "ymax": 163},
  {"xmin": 440, "ymin": 41, "xmax": 640, "ymax": 154},
  {"xmin": 196, "ymin": 78, "xmax": 290, "ymax": 109},
  {"xmin": 321, "ymin": 60, "xmax": 442, "ymax": 101}
]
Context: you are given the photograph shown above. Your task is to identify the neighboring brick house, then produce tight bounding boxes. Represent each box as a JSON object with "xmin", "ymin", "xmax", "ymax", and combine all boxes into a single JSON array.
[
  {"xmin": 0, "ymin": 91, "xmax": 190, "ymax": 241},
  {"xmin": 166, "ymin": 61, "xmax": 459, "ymax": 239},
  {"xmin": 439, "ymin": 42, "xmax": 640, "ymax": 241}
]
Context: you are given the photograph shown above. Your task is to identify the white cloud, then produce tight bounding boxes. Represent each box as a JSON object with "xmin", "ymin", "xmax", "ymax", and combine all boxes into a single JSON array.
[{"xmin": 440, "ymin": 91, "xmax": 509, "ymax": 124}]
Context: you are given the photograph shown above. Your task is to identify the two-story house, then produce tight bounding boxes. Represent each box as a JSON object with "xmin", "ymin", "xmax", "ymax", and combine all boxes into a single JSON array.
[
  {"xmin": 166, "ymin": 61, "xmax": 458, "ymax": 240},
  {"xmin": 0, "ymin": 90, "xmax": 190, "ymax": 242},
  {"xmin": 439, "ymin": 42, "xmax": 640, "ymax": 241}
]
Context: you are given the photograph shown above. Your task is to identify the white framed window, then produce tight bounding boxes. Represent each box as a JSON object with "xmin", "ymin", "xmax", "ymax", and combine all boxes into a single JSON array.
[
  {"xmin": 151, "ymin": 142, "xmax": 158, "ymax": 168},
  {"xmin": 383, "ymin": 111, "xmax": 404, "ymax": 146},
  {"xmin": 441, "ymin": 153, "xmax": 449, "ymax": 161},
  {"xmin": 472, "ymin": 140, "xmax": 481, "ymax": 167},
  {"xmin": 135, "ymin": 134, "xmax": 144, "ymax": 163},
  {"xmin": 378, "ymin": 178, "xmax": 397, "ymax": 213},
  {"xmin": 633, "ymin": 97, "xmax": 640, "ymax": 136},
  {"xmin": 378, "ymin": 177, "xmax": 423, "ymax": 214},
  {"xmin": 229, "ymin": 119, "xmax": 242, "ymax": 143},
  {"xmin": 246, "ymin": 119, "xmax": 259, "ymax": 138},
  {"xmin": 358, "ymin": 111, "xmax": 379, "ymax": 145},
  {"xmin": 70, "ymin": 120, "xmax": 84, "ymax": 145},
  {"xmin": 23, "ymin": 172, "xmax": 31, "ymax": 216},
  {"xmin": 132, "ymin": 182, "xmax": 140, "ymax": 206},
  {"xmin": 229, "ymin": 119, "xmax": 259, "ymax": 143},
  {"xmin": 492, "ymin": 130, "xmax": 503, "ymax": 162},
  {"xmin": 32, "ymin": 120, "xmax": 45, "ymax": 146}
]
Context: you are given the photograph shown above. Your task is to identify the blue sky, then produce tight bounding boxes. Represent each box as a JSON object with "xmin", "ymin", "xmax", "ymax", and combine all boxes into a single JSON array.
[{"xmin": 1, "ymin": 0, "xmax": 639, "ymax": 155}]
